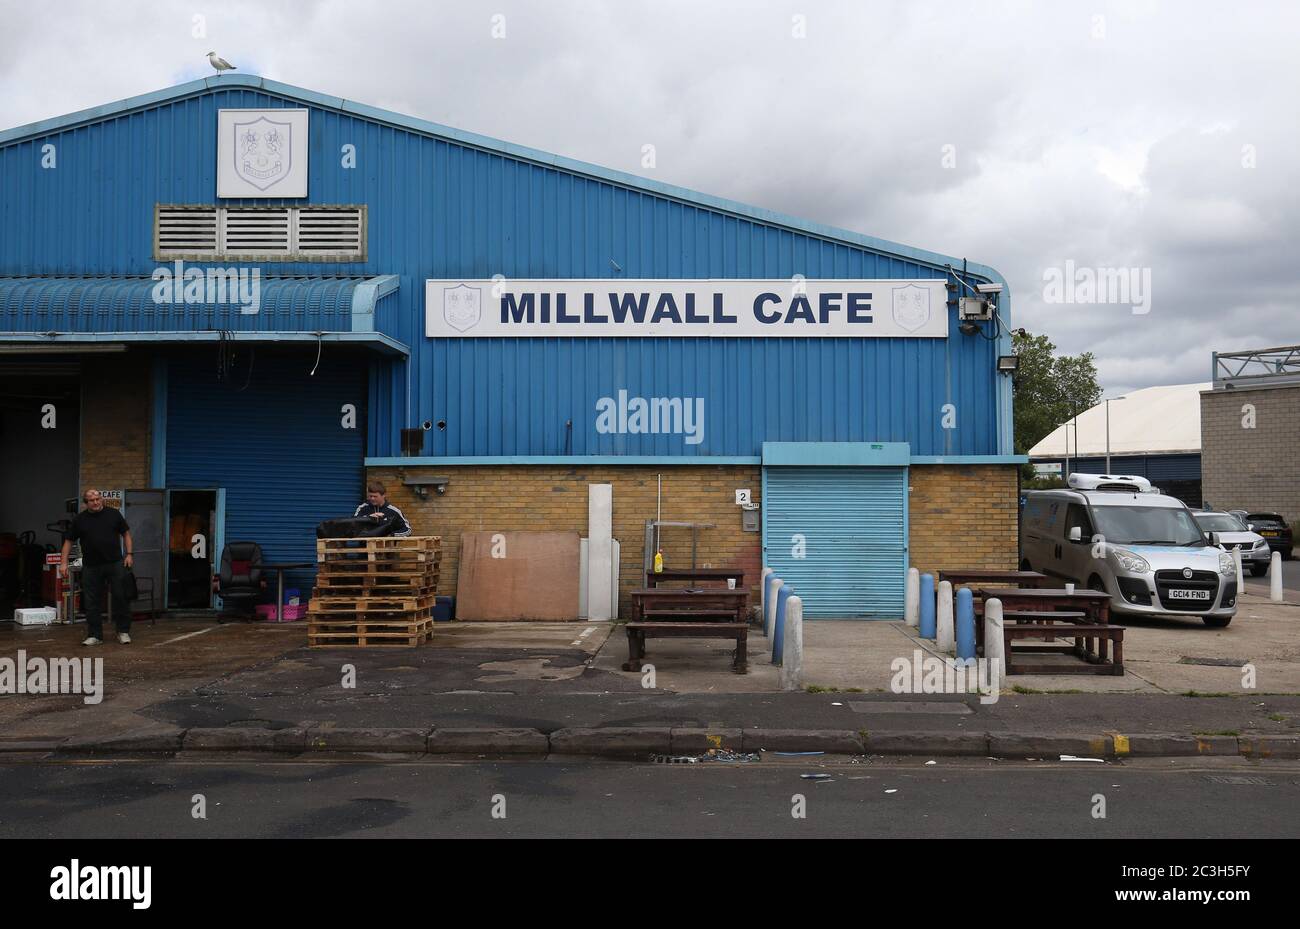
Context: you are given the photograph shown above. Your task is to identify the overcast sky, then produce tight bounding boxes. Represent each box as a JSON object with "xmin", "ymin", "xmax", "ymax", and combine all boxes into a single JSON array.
[{"xmin": 2, "ymin": 0, "xmax": 1296, "ymax": 394}]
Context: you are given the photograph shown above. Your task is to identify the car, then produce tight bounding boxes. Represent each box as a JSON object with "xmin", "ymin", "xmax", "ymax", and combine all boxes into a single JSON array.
[
  {"xmin": 1243, "ymin": 512, "xmax": 1293, "ymax": 560},
  {"xmin": 1191, "ymin": 511, "xmax": 1271, "ymax": 576},
  {"xmin": 1022, "ymin": 473, "xmax": 1237, "ymax": 627}
]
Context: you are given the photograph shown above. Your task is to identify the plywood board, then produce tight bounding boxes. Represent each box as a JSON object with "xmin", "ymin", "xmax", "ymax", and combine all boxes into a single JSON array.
[{"xmin": 456, "ymin": 531, "xmax": 581, "ymax": 621}]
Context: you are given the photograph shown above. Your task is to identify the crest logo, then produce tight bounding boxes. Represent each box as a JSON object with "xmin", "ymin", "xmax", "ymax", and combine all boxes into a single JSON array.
[
  {"xmin": 233, "ymin": 116, "xmax": 292, "ymax": 190},
  {"xmin": 443, "ymin": 284, "xmax": 482, "ymax": 333},
  {"xmin": 891, "ymin": 283, "xmax": 931, "ymax": 333}
]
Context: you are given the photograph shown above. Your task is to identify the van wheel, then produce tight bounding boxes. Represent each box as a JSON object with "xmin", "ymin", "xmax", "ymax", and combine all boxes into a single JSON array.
[
  {"xmin": 1249, "ymin": 564, "xmax": 1267, "ymax": 577},
  {"xmin": 1203, "ymin": 616, "xmax": 1232, "ymax": 628}
]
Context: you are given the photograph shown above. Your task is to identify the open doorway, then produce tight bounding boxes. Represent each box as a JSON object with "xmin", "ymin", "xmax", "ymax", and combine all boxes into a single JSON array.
[{"xmin": 168, "ymin": 490, "xmax": 216, "ymax": 609}]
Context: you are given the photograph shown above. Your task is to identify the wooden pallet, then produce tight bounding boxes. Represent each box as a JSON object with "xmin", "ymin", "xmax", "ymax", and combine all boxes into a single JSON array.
[
  {"xmin": 317, "ymin": 563, "xmax": 440, "ymax": 578},
  {"xmin": 318, "ymin": 549, "xmax": 441, "ymax": 564},
  {"xmin": 308, "ymin": 593, "xmax": 435, "ymax": 613},
  {"xmin": 307, "ymin": 616, "xmax": 434, "ymax": 648},
  {"xmin": 317, "ymin": 536, "xmax": 441, "ymax": 554},
  {"xmin": 315, "ymin": 577, "xmax": 437, "ymax": 593}
]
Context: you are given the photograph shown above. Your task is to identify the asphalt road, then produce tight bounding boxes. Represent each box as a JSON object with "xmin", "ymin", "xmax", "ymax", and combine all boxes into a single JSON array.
[{"xmin": 2, "ymin": 756, "xmax": 1297, "ymax": 839}]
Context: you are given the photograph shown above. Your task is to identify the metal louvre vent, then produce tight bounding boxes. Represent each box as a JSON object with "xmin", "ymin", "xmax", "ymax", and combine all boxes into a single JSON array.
[
  {"xmin": 157, "ymin": 207, "xmax": 218, "ymax": 255},
  {"xmin": 155, "ymin": 205, "xmax": 365, "ymax": 260},
  {"xmin": 223, "ymin": 208, "xmax": 291, "ymax": 254},
  {"xmin": 296, "ymin": 208, "xmax": 365, "ymax": 256}
]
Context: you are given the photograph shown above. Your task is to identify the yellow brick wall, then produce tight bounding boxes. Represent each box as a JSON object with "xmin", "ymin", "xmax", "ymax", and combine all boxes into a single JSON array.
[
  {"xmin": 369, "ymin": 462, "xmax": 1020, "ymax": 616},
  {"xmin": 367, "ymin": 465, "xmax": 763, "ymax": 617},
  {"xmin": 79, "ymin": 356, "xmax": 152, "ymax": 492},
  {"xmin": 908, "ymin": 464, "xmax": 1019, "ymax": 575}
]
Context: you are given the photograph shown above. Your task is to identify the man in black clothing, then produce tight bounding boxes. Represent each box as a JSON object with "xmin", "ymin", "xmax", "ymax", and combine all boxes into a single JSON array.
[
  {"xmin": 353, "ymin": 481, "xmax": 412, "ymax": 536},
  {"xmin": 61, "ymin": 488, "xmax": 134, "ymax": 646}
]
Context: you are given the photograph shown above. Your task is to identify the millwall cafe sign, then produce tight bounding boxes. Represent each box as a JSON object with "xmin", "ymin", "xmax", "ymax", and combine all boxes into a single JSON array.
[{"xmin": 425, "ymin": 279, "xmax": 948, "ymax": 338}]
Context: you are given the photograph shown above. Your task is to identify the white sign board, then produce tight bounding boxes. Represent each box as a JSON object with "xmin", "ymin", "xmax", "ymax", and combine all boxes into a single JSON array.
[
  {"xmin": 424, "ymin": 279, "xmax": 948, "ymax": 338},
  {"xmin": 217, "ymin": 109, "xmax": 309, "ymax": 198},
  {"xmin": 1033, "ymin": 462, "xmax": 1063, "ymax": 476}
]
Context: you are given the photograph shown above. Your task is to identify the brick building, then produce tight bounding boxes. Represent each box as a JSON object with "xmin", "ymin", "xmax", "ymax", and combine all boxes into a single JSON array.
[
  {"xmin": 1201, "ymin": 346, "xmax": 1300, "ymax": 541},
  {"xmin": 1, "ymin": 74, "xmax": 1023, "ymax": 618}
]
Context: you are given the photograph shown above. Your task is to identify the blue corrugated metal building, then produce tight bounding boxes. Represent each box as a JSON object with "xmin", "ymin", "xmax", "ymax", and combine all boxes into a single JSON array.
[{"xmin": 0, "ymin": 74, "xmax": 1023, "ymax": 618}]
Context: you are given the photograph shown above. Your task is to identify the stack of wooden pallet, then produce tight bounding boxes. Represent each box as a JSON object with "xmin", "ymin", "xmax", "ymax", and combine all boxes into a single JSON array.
[{"xmin": 307, "ymin": 536, "xmax": 442, "ymax": 647}]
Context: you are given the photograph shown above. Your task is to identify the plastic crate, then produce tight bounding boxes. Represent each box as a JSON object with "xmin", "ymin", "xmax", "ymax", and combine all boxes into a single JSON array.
[
  {"xmin": 14, "ymin": 607, "xmax": 56, "ymax": 626},
  {"xmin": 255, "ymin": 603, "xmax": 307, "ymax": 622}
]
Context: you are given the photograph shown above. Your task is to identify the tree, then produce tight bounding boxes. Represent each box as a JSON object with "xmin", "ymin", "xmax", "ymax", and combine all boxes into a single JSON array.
[{"xmin": 1012, "ymin": 330, "xmax": 1103, "ymax": 480}]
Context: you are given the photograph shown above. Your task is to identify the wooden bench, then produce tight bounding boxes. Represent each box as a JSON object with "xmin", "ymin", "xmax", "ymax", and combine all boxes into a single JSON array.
[
  {"xmin": 1001, "ymin": 622, "xmax": 1125, "ymax": 676},
  {"xmin": 973, "ymin": 588, "xmax": 1122, "ymax": 675},
  {"xmin": 644, "ymin": 568, "xmax": 745, "ymax": 589},
  {"xmin": 626, "ymin": 588, "xmax": 749, "ymax": 674}
]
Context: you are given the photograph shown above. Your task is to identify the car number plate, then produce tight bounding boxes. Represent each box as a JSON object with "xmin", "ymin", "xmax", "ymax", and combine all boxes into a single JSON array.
[
  {"xmin": 1169, "ymin": 588, "xmax": 1211, "ymax": 600},
  {"xmin": 1261, "ymin": 530, "xmax": 1278, "ymax": 536}
]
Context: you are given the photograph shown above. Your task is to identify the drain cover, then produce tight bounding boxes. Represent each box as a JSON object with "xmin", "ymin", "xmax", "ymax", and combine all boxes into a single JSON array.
[
  {"xmin": 1203, "ymin": 775, "xmax": 1275, "ymax": 786},
  {"xmin": 1178, "ymin": 656, "xmax": 1249, "ymax": 667}
]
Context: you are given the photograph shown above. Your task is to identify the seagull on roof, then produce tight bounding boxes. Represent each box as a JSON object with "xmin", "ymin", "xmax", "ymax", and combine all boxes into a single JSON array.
[{"xmin": 207, "ymin": 51, "xmax": 236, "ymax": 74}]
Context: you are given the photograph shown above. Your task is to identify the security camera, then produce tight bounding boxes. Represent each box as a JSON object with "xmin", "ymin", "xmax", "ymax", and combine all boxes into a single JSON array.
[{"xmin": 976, "ymin": 283, "xmax": 1003, "ymax": 295}]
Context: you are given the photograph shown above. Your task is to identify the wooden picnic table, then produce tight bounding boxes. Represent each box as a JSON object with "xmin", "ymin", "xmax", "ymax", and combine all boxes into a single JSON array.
[
  {"xmin": 971, "ymin": 587, "xmax": 1122, "ymax": 675},
  {"xmin": 625, "ymin": 587, "xmax": 750, "ymax": 674},
  {"xmin": 937, "ymin": 569, "xmax": 1047, "ymax": 588},
  {"xmin": 644, "ymin": 568, "xmax": 745, "ymax": 588}
]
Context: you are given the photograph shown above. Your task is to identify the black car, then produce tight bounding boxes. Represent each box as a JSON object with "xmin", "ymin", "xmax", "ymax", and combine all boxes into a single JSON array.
[{"xmin": 1245, "ymin": 513, "xmax": 1293, "ymax": 560}]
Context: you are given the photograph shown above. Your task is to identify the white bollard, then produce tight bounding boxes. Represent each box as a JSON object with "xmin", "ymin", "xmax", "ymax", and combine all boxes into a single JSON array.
[
  {"xmin": 1233, "ymin": 547, "xmax": 1244, "ymax": 595},
  {"xmin": 1271, "ymin": 551, "xmax": 1284, "ymax": 602},
  {"xmin": 760, "ymin": 567, "xmax": 773, "ymax": 621},
  {"xmin": 780, "ymin": 596, "xmax": 804, "ymax": 692},
  {"xmin": 905, "ymin": 567, "xmax": 920, "ymax": 627},
  {"xmin": 765, "ymin": 578, "xmax": 784, "ymax": 638},
  {"xmin": 936, "ymin": 580, "xmax": 955, "ymax": 654},
  {"xmin": 984, "ymin": 597, "xmax": 1006, "ymax": 679}
]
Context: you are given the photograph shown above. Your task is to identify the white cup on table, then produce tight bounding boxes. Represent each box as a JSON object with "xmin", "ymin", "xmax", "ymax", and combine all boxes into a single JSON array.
[
  {"xmin": 1065, "ymin": 582, "xmax": 1076, "ymax": 594},
  {"xmin": 727, "ymin": 578, "xmax": 736, "ymax": 589}
]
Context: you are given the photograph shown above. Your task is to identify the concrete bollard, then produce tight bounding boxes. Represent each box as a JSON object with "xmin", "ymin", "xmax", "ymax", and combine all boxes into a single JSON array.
[
  {"xmin": 936, "ymin": 580, "xmax": 955, "ymax": 654},
  {"xmin": 765, "ymin": 577, "xmax": 783, "ymax": 638},
  {"xmin": 919, "ymin": 573, "xmax": 936, "ymax": 639},
  {"xmin": 1271, "ymin": 551, "xmax": 1284, "ymax": 602},
  {"xmin": 984, "ymin": 597, "xmax": 1005, "ymax": 678},
  {"xmin": 955, "ymin": 587, "xmax": 976, "ymax": 661},
  {"xmin": 774, "ymin": 584, "xmax": 793, "ymax": 665},
  {"xmin": 905, "ymin": 567, "xmax": 920, "ymax": 627},
  {"xmin": 1233, "ymin": 547, "xmax": 1244, "ymax": 595},
  {"xmin": 780, "ymin": 596, "xmax": 804, "ymax": 691}
]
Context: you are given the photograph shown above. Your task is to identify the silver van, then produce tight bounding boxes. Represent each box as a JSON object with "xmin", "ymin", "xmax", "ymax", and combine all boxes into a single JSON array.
[{"xmin": 1021, "ymin": 474, "xmax": 1237, "ymax": 627}]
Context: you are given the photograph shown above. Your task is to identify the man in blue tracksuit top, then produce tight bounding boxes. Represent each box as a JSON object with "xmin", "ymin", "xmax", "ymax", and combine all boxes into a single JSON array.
[{"xmin": 354, "ymin": 481, "xmax": 412, "ymax": 536}]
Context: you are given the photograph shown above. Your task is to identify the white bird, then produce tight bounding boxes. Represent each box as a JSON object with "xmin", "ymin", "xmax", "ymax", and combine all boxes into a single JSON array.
[{"xmin": 207, "ymin": 51, "xmax": 236, "ymax": 75}]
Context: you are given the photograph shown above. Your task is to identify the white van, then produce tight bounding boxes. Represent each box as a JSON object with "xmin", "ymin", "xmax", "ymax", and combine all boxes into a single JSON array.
[{"xmin": 1021, "ymin": 474, "xmax": 1237, "ymax": 627}]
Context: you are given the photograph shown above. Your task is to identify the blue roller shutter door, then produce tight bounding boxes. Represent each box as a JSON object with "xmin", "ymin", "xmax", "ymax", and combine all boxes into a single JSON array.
[
  {"xmin": 763, "ymin": 466, "xmax": 907, "ymax": 618},
  {"xmin": 166, "ymin": 352, "xmax": 367, "ymax": 593}
]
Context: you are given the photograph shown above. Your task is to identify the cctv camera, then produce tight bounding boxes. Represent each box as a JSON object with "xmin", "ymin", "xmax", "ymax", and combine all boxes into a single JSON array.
[{"xmin": 976, "ymin": 283, "xmax": 1003, "ymax": 295}]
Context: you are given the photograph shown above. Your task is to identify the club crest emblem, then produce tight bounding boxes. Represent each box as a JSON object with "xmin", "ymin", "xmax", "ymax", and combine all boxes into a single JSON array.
[
  {"xmin": 233, "ymin": 116, "xmax": 292, "ymax": 190},
  {"xmin": 443, "ymin": 284, "xmax": 482, "ymax": 333},
  {"xmin": 891, "ymin": 284, "xmax": 931, "ymax": 333}
]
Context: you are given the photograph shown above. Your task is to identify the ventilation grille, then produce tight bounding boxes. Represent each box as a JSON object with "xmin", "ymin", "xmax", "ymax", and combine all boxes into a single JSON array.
[
  {"xmin": 223, "ymin": 208, "xmax": 291, "ymax": 254},
  {"xmin": 155, "ymin": 205, "xmax": 365, "ymax": 260},
  {"xmin": 296, "ymin": 209, "xmax": 365, "ymax": 256},
  {"xmin": 157, "ymin": 207, "xmax": 218, "ymax": 255}
]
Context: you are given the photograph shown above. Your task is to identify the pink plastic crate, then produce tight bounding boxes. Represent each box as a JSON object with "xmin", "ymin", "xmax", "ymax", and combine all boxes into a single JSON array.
[{"xmin": 255, "ymin": 603, "xmax": 307, "ymax": 622}]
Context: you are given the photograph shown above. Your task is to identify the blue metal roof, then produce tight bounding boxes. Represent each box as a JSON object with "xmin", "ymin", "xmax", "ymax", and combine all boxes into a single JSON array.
[
  {"xmin": 0, "ymin": 75, "xmax": 1012, "ymax": 458},
  {"xmin": 0, "ymin": 274, "xmax": 405, "ymax": 353},
  {"xmin": 0, "ymin": 74, "xmax": 1005, "ymax": 287}
]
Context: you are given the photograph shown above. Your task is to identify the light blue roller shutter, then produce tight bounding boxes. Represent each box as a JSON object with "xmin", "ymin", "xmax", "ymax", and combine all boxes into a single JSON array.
[
  {"xmin": 166, "ymin": 351, "xmax": 367, "ymax": 594},
  {"xmin": 763, "ymin": 466, "xmax": 907, "ymax": 618}
]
